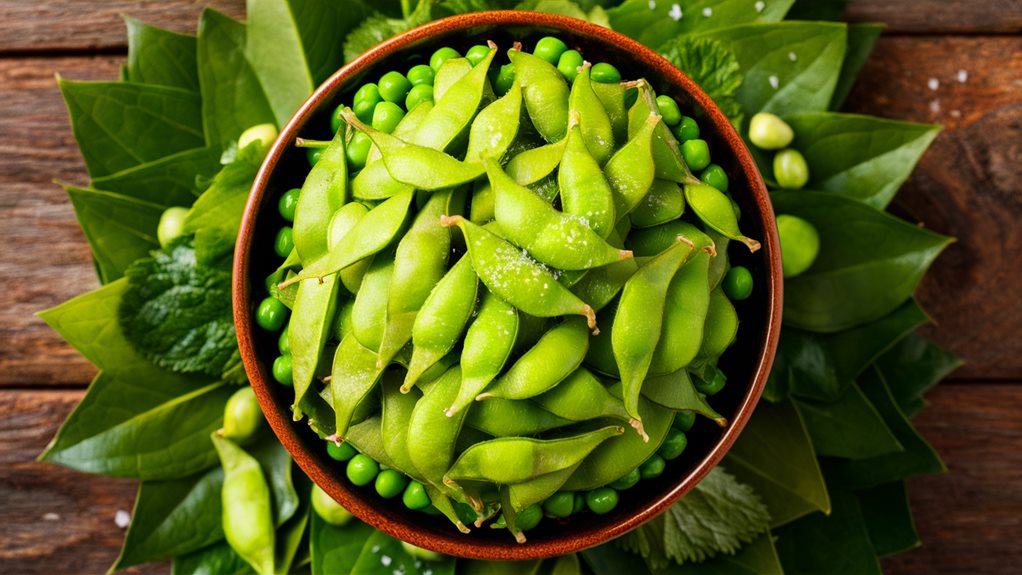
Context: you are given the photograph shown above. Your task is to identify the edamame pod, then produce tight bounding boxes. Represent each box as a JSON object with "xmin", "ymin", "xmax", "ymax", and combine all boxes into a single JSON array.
[
  {"xmin": 465, "ymin": 78, "xmax": 522, "ymax": 163},
  {"xmin": 212, "ymin": 434, "xmax": 275, "ymax": 575},
  {"xmin": 684, "ymin": 183, "xmax": 760, "ymax": 251},
  {"xmin": 447, "ymin": 290, "xmax": 519, "ymax": 416},
  {"xmin": 381, "ymin": 375, "xmax": 424, "ymax": 479},
  {"xmin": 694, "ymin": 289, "xmax": 739, "ymax": 364},
  {"xmin": 478, "ymin": 317, "xmax": 590, "ymax": 401},
  {"xmin": 289, "ymin": 273, "xmax": 340, "ymax": 417},
  {"xmin": 329, "ymin": 333, "xmax": 385, "ymax": 439},
  {"xmin": 533, "ymin": 367, "xmax": 633, "ymax": 426},
  {"xmin": 649, "ymin": 250, "xmax": 712, "ymax": 375},
  {"xmin": 626, "ymin": 219, "xmax": 716, "ymax": 257},
  {"xmin": 627, "ymin": 82, "xmax": 695, "ymax": 185},
  {"xmin": 591, "ymin": 80, "xmax": 629, "ymax": 146},
  {"xmin": 568, "ymin": 63, "xmax": 615, "ymax": 165},
  {"xmin": 463, "ymin": 397, "xmax": 572, "ymax": 436},
  {"xmin": 506, "ymin": 464, "xmax": 579, "ymax": 517},
  {"xmin": 559, "ymin": 112, "xmax": 616, "ymax": 237},
  {"xmin": 629, "ymin": 179, "xmax": 685, "ymax": 228},
  {"xmin": 326, "ymin": 202, "xmax": 371, "ymax": 294},
  {"xmin": 350, "ymin": 254, "xmax": 394, "ymax": 353},
  {"xmin": 642, "ymin": 369, "xmax": 727, "ymax": 426},
  {"xmin": 221, "ymin": 386, "xmax": 262, "ymax": 443},
  {"xmin": 433, "ymin": 57, "xmax": 473, "ymax": 103},
  {"xmin": 293, "ymin": 127, "xmax": 348, "ymax": 263},
  {"xmin": 351, "ymin": 158, "xmax": 414, "ymax": 201},
  {"xmin": 605, "ymin": 112, "xmax": 658, "ymax": 217},
  {"xmin": 416, "ymin": 44, "xmax": 497, "ymax": 151},
  {"xmin": 365, "ymin": 99, "xmax": 434, "ymax": 164},
  {"xmin": 510, "ymin": 48, "xmax": 569, "ymax": 143},
  {"xmin": 569, "ymin": 258, "xmax": 638, "ymax": 312},
  {"xmin": 505, "ymin": 139, "xmax": 566, "ymax": 188},
  {"xmin": 441, "ymin": 216, "xmax": 597, "ymax": 331}
]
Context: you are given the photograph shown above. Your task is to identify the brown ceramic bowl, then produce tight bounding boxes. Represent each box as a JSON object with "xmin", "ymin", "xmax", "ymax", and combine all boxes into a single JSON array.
[{"xmin": 234, "ymin": 10, "xmax": 782, "ymax": 561}]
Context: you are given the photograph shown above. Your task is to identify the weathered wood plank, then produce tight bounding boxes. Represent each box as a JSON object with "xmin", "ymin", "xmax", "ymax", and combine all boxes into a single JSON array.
[
  {"xmin": 843, "ymin": 36, "xmax": 1022, "ymax": 380},
  {"xmin": 844, "ymin": 0, "xmax": 1022, "ymax": 34}
]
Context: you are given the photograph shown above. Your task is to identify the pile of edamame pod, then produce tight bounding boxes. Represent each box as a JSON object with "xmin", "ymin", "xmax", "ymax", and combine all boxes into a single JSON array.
[{"xmin": 254, "ymin": 35, "xmax": 760, "ymax": 542}]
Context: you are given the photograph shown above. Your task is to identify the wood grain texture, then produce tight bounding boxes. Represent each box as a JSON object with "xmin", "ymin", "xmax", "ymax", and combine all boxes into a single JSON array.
[
  {"xmin": 843, "ymin": 36, "xmax": 1022, "ymax": 380},
  {"xmin": 844, "ymin": 0, "xmax": 1022, "ymax": 34}
]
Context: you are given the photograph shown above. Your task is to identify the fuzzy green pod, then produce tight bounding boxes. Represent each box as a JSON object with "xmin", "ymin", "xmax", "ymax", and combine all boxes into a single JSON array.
[
  {"xmin": 605, "ymin": 112, "xmax": 658, "ymax": 217},
  {"xmin": 465, "ymin": 78, "xmax": 523, "ymax": 163},
  {"xmin": 329, "ymin": 333, "xmax": 385, "ymax": 440},
  {"xmin": 212, "ymin": 434, "xmax": 275, "ymax": 575},
  {"xmin": 510, "ymin": 48, "xmax": 569, "ymax": 143},
  {"xmin": 694, "ymin": 289, "xmax": 739, "ymax": 364},
  {"xmin": 629, "ymin": 179, "xmax": 685, "ymax": 228},
  {"xmin": 627, "ymin": 81, "xmax": 695, "ymax": 184},
  {"xmin": 350, "ymin": 254, "xmax": 394, "ymax": 353},
  {"xmin": 533, "ymin": 367, "xmax": 633, "ymax": 426},
  {"xmin": 288, "ymin": 272, "xmax": 340, "ymax": 416},
  {"xmin": 447, "ymin": 290, "xmax": 519, "ymax": 416},
  {"xmin": 568, "ymin": 63, "xmax": 615, "ymax": 165},
  {"xmin": 505, "ymin": 139, "xmax": 566, "ymax": 188},
  {"xmin": 684, "ymin": 183, "xmax": 760, "ymax": 252},
  {"xmin": 292, "ymin": 127, "xmax": 348, "ymax": 263},
  {"xmin": 649, "ymin": 250, "xmax": 713, "ymax": 376},
  {"xmin": 326, "ymin": 202, "xmax": 371, "ymax": 293},
  {"xmin": 416, "ymin": 44, "xmax": 497, "ymax": 151},
  {"xmin": 463, "ymin": 396, "xmax": 572, "ymax": 437},
  {"xmin": 479, "ymin": 317, "xmax": 590, "ymax": 401},
  {"xmin": 642, "ymin": 369, "xmax": 727, "ymax": 426},
  {"xmin": 559, "ymin": 112, "xmax": 616, "ymax": 237}
]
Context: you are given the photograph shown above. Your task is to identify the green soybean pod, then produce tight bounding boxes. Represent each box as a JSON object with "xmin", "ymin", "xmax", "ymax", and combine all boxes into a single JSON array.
[
  {"xmin": 282, "ymin": 189, "xmax": 414, "ymax": 286},
  {"xmin": 506, "ymin": 464, "xmax": 579, "ymax": 517},
  {"xmin": 533, "ymin": 367, "xmax": 633, "ymax": 425},
  {"xmin": 351, "ymin": 254, "xmax": 394, "ymax": 353},
  {"xmin": 642, "ymin": 369, "xmax": 727, "ymax": 426},
  {"xmin": 591, "ymin": 80, "xmax": 629, "ymax": 146},
  {"xmin": 705, "ymin": 226, "xmax": 730, "ymax": 290},
  {"xmin": 465, "ymin": 78, "xmax": 523, "ymax": 163},
  {"xmin": 326, "ymin": 202, "xmax": 372, "ymax": 294},
  {"xmin": 614, "ymin": 237, "xmax": 695, "ymax": 425},
  {"xmin": 433, "ymin": 57, "xmax": 473, "ymax": 103},
  {"xmin": 629, "ymin": 179, "xmax": 685, "ymax": 228},
  {"xmin": 442, "ymin": 216, "xmax": 597, "ymax": 331},
  {"xmin": 366, "ymin": 99, "xmax": 434, "ymax": 164},
  {"xmin": 407, "ymin": 367, "xmax": 471, "ymax": 517},
  {"xmin": 332, "ymin": 297, "xmax": 355, "ymax": 342},
  {"xmin": 559, "ymin": 112, "xmax": 616, "ymax": 237},
  {"xmin": 684, "ymin": 183, "xmax": 761, "ymax": 252},
  {"xmin": 447, "ymin": 289, "xmax": 519, "ymax": 416},
  {"xmin": 351, "ymin": 157, "xmax": 415, "ymax": 201},
  {"xmin": 694, "ymin": 289, "xmax": 739, "ymax": 364},
  {"xmin": 378, "ymin": 190, "xmax": 454, "ymax": 366},
  {"xmin": 509, "ymin": 48, "xmax": 569, "ymax": 143},
  {"xmin": 478, "ymin": 317, "xmax": 590, "ymax": 401},
  {"xmin": 292, "ymin": 127, "xmax": 348, "ymax": 263},
  {"xmin": 380, "ymin": 375, "xmax": 424, "ymax": 478},
  {"xmin": 415, "ymin": 45, "xmax": 497, "ymax": 151},
  {"xmin": 627, "ymin": 82, "xmax": 694, "ymax": 185},
  {"xmin": 488, "ymin": 159, "xmax": 631, "ymax": 271},
  {"xmin": 626, "ymin": 219, "xmax": 715, "ymax": 257},
  {"xmin": 568, "ymin": 63, "xmax": 615, "ymax": 165},
  {"xmin": 469, "ymin": 179, "xmax": 495, "ymax": 224},
  {"xmin": 648, "ymin": 250, "xmax": 712, "ymax": 376},
  {"xmin": 212, "ymin": 434, "xmax": 275, "ymax": 575},
  {"xmin": 569, "ymin": 257, "xmax": 638, "ymax": 312},
  {"xmin": 605, "ymin": 112, "xmax": 658, "ymax": 217},
  {"xmin": 329, "ymin": 333, "xmax": 385, "ymax": 440},
  {"xmin": 288, "ymin": 273, "xmax": 340, "ymax": 417},
  {"xmin": 402, "ymin": 256, "xmax": 479, "ymax": 392},
  {"xmin": 463, "ymin": 397, "xmax": 573, "ymax": 436},
  {"xmin": 505, "ymin": 138, "xmax": 566, "ymax": 187}
]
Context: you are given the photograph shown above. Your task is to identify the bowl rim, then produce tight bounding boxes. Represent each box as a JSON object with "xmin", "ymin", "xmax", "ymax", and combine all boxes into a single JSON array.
[{"xmin": 234, "ymin": 9, "xmax": 783, "ymax": 561}]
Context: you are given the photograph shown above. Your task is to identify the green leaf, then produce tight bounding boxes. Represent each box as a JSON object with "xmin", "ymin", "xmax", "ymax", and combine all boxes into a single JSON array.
[
  {"xmin": 343, "ymin": 2, "xmax": 435, "ymax": 63},
  {"xmin": 64, "ymin": 186, "xmax": 163, "ymax": 283},
  {"xmin": 462, "ymin": 558, "xmax": 541, "ymax": 575},
  {"xmin": 58, "ymin": 77, "xmax": 205, "ymax": 178},
  {"xmin": 726, "ymin": 400, "xmax": 830, "ymax": 528},
  {"xmin": 273, "ymin": 477, "xmax": 311, "ymax": 575},
  {"xmin": 119, "ymin": 238, "xmax": 237, "ymax": 376},
  {"xmin": 616, "ymin": 467, "xmax": 770, "ymax": 566},
  {"xmin": 787, "ymin": 0, "xmax": 847, "ymax": 20},
  {"xmin": 349, "ymin": 530, "xmax": 435, "ymax": 575},
  {"xmin": 652, "ymin": 533, "xmax": 783, "ymax": 575},
  {"xmin": 857, "ymin": 481, "xmax": 921, "ymax": 557},
  {"xmin": 197, "ymin": 9, "xmax": 277, "ymax": 148},
  {"xmin": 830, "ymin": 24, "xmax": 884, "ymax": 111},
  {"xmin": 658, "ymin": 36, "xmax": 743, "ymax": 124},
  {"xmin": 875, "ymin": 332, "xmax": 962, "ymax": 417},
  {"xmin": 775, "ymin": 487, "xmax": 882, "ymax": 575},
  {"xmin": 114, "ymin": 466, "xmax": 225, "ymax": 569},
  {"xmin": 582, "ymin": 544, "xmax": 651, "ymax": 575},
  {"xmin": 782, "ymin": 112, "xmax": 940, "ymax": 209},
  {"xmin": 246, "ymin": 0, "xmax": 316, "ymax": 127},
  {"xmin": 607, "ymin": 0, "xmax": 794, "ymax": 48},
  {"xmin": 795, "ymin": 383, "xmax": 903, "ymax": 460},
  {"xmin": 90, "ymin": 146, "xmax": 222, "ymax": 207},
  {"xmin": 827, "ymin": 367, "xmax": 945, "ymax": 490},
  {"xmin": 173, "ymin": 541, "xmax": 253, "ymax": 575},
  {"xmin": 124, "ymin": 16, "xmax": 199, "ymax": 91},
  {"xmin": 249, "ymin": 432, "xmax": 301, "ymax": 527},
  {"xmin": 290, "ymin": 0, "xmax": 373, "ymax": 84},
  {"xmin": 772, "ymin": 191, "xmax": 952, "ymax": 332},
  {"xmin": 310, "ymin": 514, "xmax": 374, "ymax": 575},
  {"xmin": 694, "ymin": 22, "xmax": 847, "ymax": 117}
]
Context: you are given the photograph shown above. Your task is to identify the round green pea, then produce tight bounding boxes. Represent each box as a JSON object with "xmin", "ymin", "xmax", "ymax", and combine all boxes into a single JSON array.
[
  {"xmin": 401, "ymin": 541, "xmax": 443, "ymax": 561},
  {"xmin": 354, "ymin": 83, "xmax": 382, "ymax": 106},
  {"xmin": 542, "ymin": 492, "xmax": 575, "ymax": 519},
  {"xmin": 352, "ymin": 98, "xmax": 377, "ymax": 125},
  {"xmin": 374, "ymin": 469, "xmax": 408, "ymax": 499},
  {"xmin": 609, "ymin": 467, "xmax": 641, "ymax": 490},
  {"xmin": 639, "ymin": 454, "xmax": 666, "ymax": 479},
  {"xmin": 429, "ymin": 47, "xmax": 461, "ymax": 71},
  {"xmin": 378, "ymin": 71, "xmax": 412, "ymax": 104},
  {"xmin": 326, "ymin": 440, "xmax": 357, "ymax": 461},
  {"xmin": 700, "ymin": 164, "xmax": 729, "ymax": 192},
  {"xmin": 346, "ymin": 454, "xmax": 379, "ymax": 486},
  {"xmin": 774, "ymin": 148, "xmax": 810, "ymax": 190},
  {"xmin": 493, "ymin": 63, "xmax": 516, "ymax": 96},
  {"xmin": 346, "ymin": 132, "xmax": 372, "ymax": 170},
  {"xmin": 515, "ymin": 504, "xmax": 543, "ymax": 531},
  {"xmin": 157, "ymin": 207, "xmax": 189, "ymax": 247},
  {"xmin": 402, "ymin": 481, "xmax": 431, "ymax": 510},
  {"xmin": 330, "ymin": 103, "xmax": 345, "ymax": 134},
  {"xmin": 673, "ymin": 411, "xmax": 696, "ymax": 431},
  {"xmin": 748, "ymin": 112, "xmax": 794, "ymax": 150},
  {"xmin": 590, "ymin": 62, "xmax": 621, "ymax": 83},
  {"xmin": 306, "ymin": 147, "xmax": 323, "ymax": 167},
  {"xmin": 656, "ymin": 95, "xmax": 682, "ymax": 126},
  {"xmin": 658, "ymin": 428, "xmax": 688, "ymax": 461},
  {"xmin": 672, "ymin": 115, "xmax": 700, "ymax": 142},
  {"xmin": 557, "ymin": 50, "xmax": 584, "ymax": 83},
  {"xmin": 776, "ymin": 214, "xmax": 820, "ymax": 278},
  {"xmin": 682, "ymin": 139, "xmax": 711, "ymax": 171},
  {"xmin": 405, "ymin": 83, "xmax": 435, "ymax": 112},
  {"xmin": 272, "ymin": 354, "xmax": 293, "ymax": 386},
  {"xmin": 312, "ymin": 484, "xmax": 354, "ymax": 526},
  {"xmin": 586, "ymin": 488, "xmax": 619, "ymax": 515},
  {"xmin": 278, "ymin": 188, "xmax": 300, "ymax": 222},
  {"xmin": 572, "ymin": 492, "xmax": 586, "ymax": 514},
  {"xmin": 465, "ymin": 44, "xmax": 491, "ymax": 66},
  {"xmin": 278, "ymin": 325, "xmax": 290, "ymax": 354},
  {"xmin": 406, "ymin": 64, "xmax": 435, "ymax": 87},
  {"xmin": 694, "ymin": 367, "xmax": 726, "ymax": 396},
  {"xmin": 256, "ymin": 297, "xmax": 288, "ymax": 331},
  {"xmin": 723, "ymin": 266, "xmax": 754, "ymax": 301},
  {"xmin": 372, "ymin": 101, "xmax": 405, "ymax": 134},
  {"xmin": 273, "ymin": 226, "xmax": 293, "ymax": 258},
  {"xmin": 534, "ymin": 36, "xmax": 569, "ymax": 65}
]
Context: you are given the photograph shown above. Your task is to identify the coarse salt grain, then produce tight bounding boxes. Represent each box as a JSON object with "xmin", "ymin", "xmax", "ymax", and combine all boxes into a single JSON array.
[
  {"xmin": 957, "ymin": 69, "xmax": 968, "ymax": 83},
  {"xmin": 927, "ymin": 78, "xmax": 939, "ymax": 91},
  {"xmin": 668, "ymin": 3, "xmax": 682, "ymax": 20},
  {"xmin": 702, "ymin": 7, "xmax": 713, "ymax": 16},
  {"xmin": 115, "ymin": 510, "xmax": 130, "ymax": 528},
  {"xmin": 43, "ymin": 512, "xmax": 60, "ymax": 521},
  {"xmin": 768, "ymin": 75, "xmax": 779, "ymax": 89},
  {"xmin": 648, "ymin": 0, "xmax": 656, "ymax": 9},
  {"xmin": 755, "ymin": 1, "xmax": 766, "ymax": 12},
  {"xmin": 381, "ymin": 555, "xmax": 392, "ymax": 566},
  {"xmin": 789, "ymin": 51, "xmax": 797, "ymax": 62}
]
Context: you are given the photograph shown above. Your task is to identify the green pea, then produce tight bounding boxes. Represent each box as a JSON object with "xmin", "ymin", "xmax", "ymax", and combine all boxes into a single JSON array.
[
  {"xmin": 346, "ymin": 453, "xmax": 379, "ymax": 486},
  {"xmin": 573, "ymin": 492, "xmax": 586, "ymax": 514},
  {"xmin": 404, "ymin": 83, "xmax": 434, "ymax": 111},
  {"xmin": 221, "ymin": 386, "xmax": 262, "ymax": 443},
  {"xmin": 776, "ymin": 214, "xmax": 820, "ymax": 278},
  {"xmin": 401, "ymin": 541, "xmax": 443, "ymax": 561},
  {"xmin": 277, "ymin": 189, "xmax": 299, "ymax": 222},
  {"xmin": 429, "ymin": 47, "xmax": 461, "ymax": 71},
  {"xmin": 378, "ymin": 71, "xmax": 412, "ymax": 104},
  {"xmin": 586, "ymin": 488, "xmax": 619, "ymax": 514},
  {"xmin": 272, "ymin": 354, "xmax": 293, "ymax": 386},
  {"xmin": 658, "ymin": 428, "xmax": 688, "ymax": 460},
  {"xmin": 406, "ymin": 64, "xmax": 435, "ymax": 86},
  {"xmin": 774, "ymin": 148, "xmax": 810, "ymax": 190},
  {"xmin": 534, "ymin": 36, "xmax": 569, "ymax": 65},
  {"xmin": 256, "ymin": 297, "xmax": 288, "ymax": 331},
  {"xmin": 557, "ymin": 49, "xmax": 584, "ymax": 82},
  {"xmin": 655, "ymin": 95, "xmax": 682, "ymax": 126},
  {"xmin": 682, "ymin": 138, "xmax": 711, "ymax": 171},
  {"xmin": 354, "ymin": 83, "xmax": 382, "ymax": 106},
  {"xmin": 493, "ymin": 63, "xmax": 516, "ymax": 96},
  {"xmin": 273, "ymin": 226, "xmax": 293, "ymax": 257},
  {"xmin": 156, "ymin": 206, "xmax": 189, "ymax": 247},
  {"xmin": 326, "ymin": 440, "xmax": 357, "ymax": 461},
  {"xmin": 306, "ymin": 146, "xmax": 322, "ymax": 167},
  {"xmin": 673, "ymin": 410, "xmax": 696, "ymax": 431},
  {"xmin": 543, "ymin": 492, "xmax": 575, "ymax": 518},
  {"xmin": 694, "ymin": 365, "xmax": 727, "ymax": 396},
  {"xmin": 609, "ymin": 467, "xmax": 641, "ymax": 490},
  {"xmin": 403, "ymin": 480, "xmax": 432, "ymax": 510},
  {"xmin": 700, "ymin": 163, "xmax": 729, "ymax": 192},
  {"xmin": 639, "ymin": 454, "xmax": 666, "ymax": 478},
  {"xmin": 278, "ymin": 325, "xmax": 290, "ymax": 354},
  {"xmin": 748, "ymin": 112, "xmax": 794, "ymax": 150},
  {"xmin": 375, "ymin": 469, "xmax": 408, "ymax": 499},
  {"xmin": 371, "ymin": 101, "xmax": 405, "ymax": 133},
  {"xmin": 346, "ymin": 132, "xmax": 371, "ymax": 169},
  {"xmin": 672, "ymin": 115, "xmax": 700, "ymax": 142},
  {"xmin": 352, "ymin": 98, "xmax": 377, "ymax": 124},
  {"xmin": 312, "ymin": 484, "xmax": 354, "ymax": 526},
  {"xmin": 515, "ymin": 504, "xmax": 543, "ymax": 530},
  {"xmin": 465, "ymin": 44, "xmax": 491, "ymax": 66},
  {"xmin": 591, "ymin": 62, "xmax": 621, "ymax": 83},
  {"xmin": 723, "ymin": 266, "xmax": 754, "ymax": 301}
]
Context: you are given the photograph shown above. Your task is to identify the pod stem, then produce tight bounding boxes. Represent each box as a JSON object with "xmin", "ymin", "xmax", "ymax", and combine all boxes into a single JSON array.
[
  {"xmin": 294, "ymin": 137, "xmax": 329, "ymax": 149},
  {"xmin": 739, "ymin": 236, "xmax": 762, "ymax": 253},
  {"xmin": 582, "ymin": 305, "xmax": 598, "ymax": 335},
  {"xmin": 629, "ymin": 418, "xmax": 649, "ymax": 443}
]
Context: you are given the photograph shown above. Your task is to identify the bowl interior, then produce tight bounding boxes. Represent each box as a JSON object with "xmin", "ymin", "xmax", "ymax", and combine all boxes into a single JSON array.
[{"xmin": 234, "ymin": 11, "xmax": 781, "ymax": 561}]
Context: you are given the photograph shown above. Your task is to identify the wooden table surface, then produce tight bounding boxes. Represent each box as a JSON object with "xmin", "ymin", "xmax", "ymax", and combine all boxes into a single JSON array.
[{"xmin": 1, "ymin": 1, "xmax": 1020, "ymax": 573}]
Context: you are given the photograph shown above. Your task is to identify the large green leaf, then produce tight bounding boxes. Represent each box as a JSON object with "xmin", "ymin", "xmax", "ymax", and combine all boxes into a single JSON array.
[
  {"xmin": 246, "ymin": 0, "xmax": 316, "ymax": 127},
  {"xmin": 796, "ymin": 383, "xmax": 903, "ymax": 460},
  {"xmin": 695, "ymin": 22, "xmax": 847, "ymax": 117},
  {"xmin": 183, "ymin": 142, "xmax": 266, "ymax": 255},
  {"xmin": 90, "ymin": 146, "xmax": 222, "ymax": 207},
  {"xmin": 124, "ymin": 16, "xmax": 200, "ymax": 91},
  {"xmin": 197, "ymin": 9, "xmax": 277, "ymax": 148},
  {"xmin": 658, "ymin": 35, "xmax": 744, "ymax": 124},
  {"xmin": 58, "ymin": 78, "xmax": 205, "ymax": 178},
  {"xmin": 172, "ymin": 541, "xmax": 253, "ymax": 575},
  {"xmin": 830, "ymin": 23, "xmax": 884, "ymax": 111},
  {"xmin": 783, "ymin": 112, "xmax": 940, "ymax": 208},
  {"xmin": 310, "ymin": 516, "xmax": 374, "ymax": 575},
  {"xmin": 875, "ymin": 332, "xmax": 962, "ymax": 417},
  {"xmin": 607, "ymin": 0, "xmax": 794, "ymax": 48},
  {"xmin": 856, "ymin": 481, "xmax": 920, "ymax": 557},
  {"xmin": 772, "ymin": 191, "xmax": 952, "ymax": 332},
  {"xmin": 775, "ymin": 487, "xmax": 882, "ymax": 575},
  {"xmin": 726, "ymin": 400, "xmax": 830, "ymax": 528},
  {"xmin": 654, "ymin": 533, "xmax": 783, "ymax": 574},
  {"xmin": 64, "ymin": 186, "xmax": 163, "ymax": 283}
]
